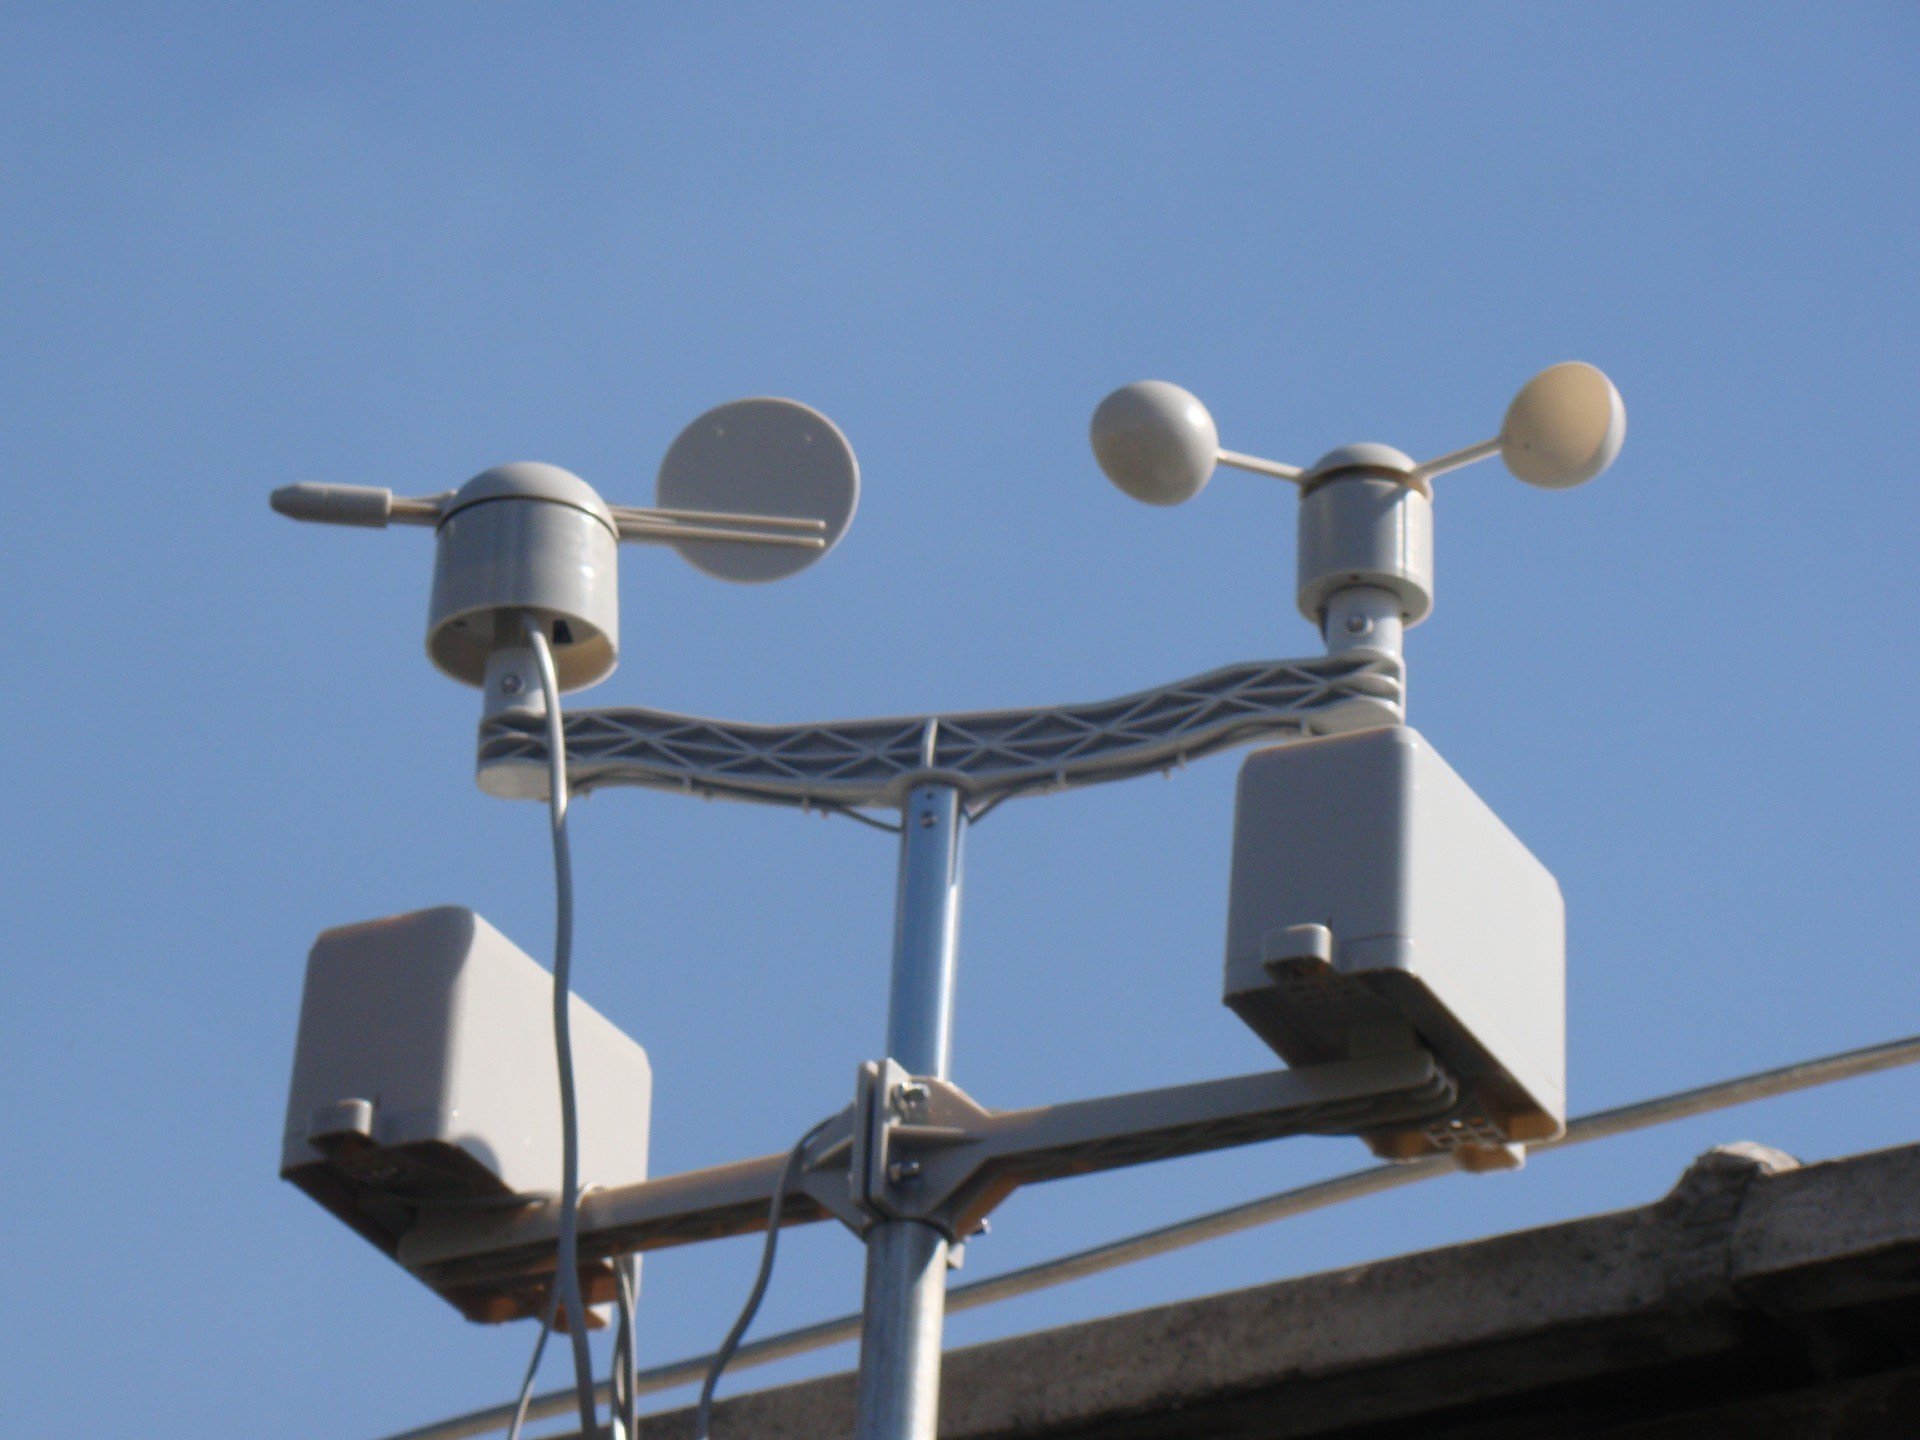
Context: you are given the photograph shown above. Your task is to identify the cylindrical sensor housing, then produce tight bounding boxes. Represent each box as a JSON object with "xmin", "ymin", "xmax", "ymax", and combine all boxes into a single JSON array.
[
  {"xmin": 1296, "ymin": 445, "xmax": 1434, "ymax": 629},
  {"xmin": 427, "ymin": 463, "xmax": 619, "ymax": 692}
]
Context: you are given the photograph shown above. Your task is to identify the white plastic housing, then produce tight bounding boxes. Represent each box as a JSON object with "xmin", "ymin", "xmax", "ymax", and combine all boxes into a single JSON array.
[
  {"xmin": 427, "ymin": 463, "xmax": 620, "ymax": 692},
  {"xmin": 1296, "ymin": 464, "xmax": 1434, "ymax": 629},
  {"xmin": 281, "ymin": 907, "xmax": 651, "ymax": 1257},
  {"xmin": 1224, "ymin": 726, "xmax": 1564, "ymax": 1159}
]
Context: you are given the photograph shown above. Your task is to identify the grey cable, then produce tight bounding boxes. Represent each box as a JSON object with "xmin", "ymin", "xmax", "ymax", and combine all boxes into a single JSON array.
[
  {"xmin": 609, "ymin": 1286, "xmax": 629, "ymax": 1439},
  {"xmin": 525, "ymin": 618, "xmax": 600, "ymax": 1439},
  {"xmin": 614, "ymin": 1259, "xmax": 640, "ymax": 1440},
  {"xmin": 820, "ymin": 802, "xmax": 905, "ymax": 836},
  {"xmin": 503, "ymin": 1286, "xmax": 561, "ymax": 1440},
  {"xmin": 693, "ymin": 1116, "xmax": 836, "ymax": 1440}
]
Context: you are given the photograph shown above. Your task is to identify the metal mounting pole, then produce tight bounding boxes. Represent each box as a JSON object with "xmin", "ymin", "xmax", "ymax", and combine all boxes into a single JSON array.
[{"xmin": 856, "ymin": 780, "xmax": 965, "ymax": 1440}]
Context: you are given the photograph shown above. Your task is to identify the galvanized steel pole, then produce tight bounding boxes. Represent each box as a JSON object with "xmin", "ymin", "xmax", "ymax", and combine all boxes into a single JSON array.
[{"xmin": 855, "ymin": 781, "xmax": 966, "ymax": 1440}]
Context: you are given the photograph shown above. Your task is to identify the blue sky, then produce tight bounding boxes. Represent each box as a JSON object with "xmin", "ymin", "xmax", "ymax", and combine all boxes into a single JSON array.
[{"xmin": 4, "ymin": 6, "xmax": 1917, "ymax": 1436}]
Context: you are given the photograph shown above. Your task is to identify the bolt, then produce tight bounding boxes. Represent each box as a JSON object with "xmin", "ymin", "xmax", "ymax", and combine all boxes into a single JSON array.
[
  {"xmin": 499, "ymin": 672, "xmax": 524, "ymax": 695},
  {"xmin": 1344, "ymin": 613, "xmax": 1370, "ymax": 635},
  {"xmin": 895, "ymin": 1081, "xmax": 930, "ymax": 1110},
  {"xmin": 887, "ymin": 1159, "xmax": 922, "ymax": 1183},
  {"xmin": 919, "ymin": 810, "xmax": 936, "ymax": 828}
]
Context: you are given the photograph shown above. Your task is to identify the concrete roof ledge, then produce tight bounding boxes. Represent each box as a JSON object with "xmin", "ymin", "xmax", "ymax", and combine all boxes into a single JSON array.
[{"xmin": 644, "ymin": 1141, "xmax": 1920, "ymax": 1440}]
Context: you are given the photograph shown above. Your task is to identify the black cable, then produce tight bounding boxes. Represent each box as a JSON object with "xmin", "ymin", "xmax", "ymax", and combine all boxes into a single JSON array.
[
  {"xmin": 693, "ymin": 1116, "xmax": 835, "ymax": 1440},
  {"xmin": 525, "ymin": 619, "xmax": 600, "ymax": 1438}
]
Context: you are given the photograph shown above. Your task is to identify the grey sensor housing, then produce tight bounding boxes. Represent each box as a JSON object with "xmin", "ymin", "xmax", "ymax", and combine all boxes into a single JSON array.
[
  {"xmin": 427, "ymin": 463, "xmax": 621, "ymax": 692},
  {"xmin": 281, "ymin": 906, "xmax": 652, "ymax": 1318},
  {"xmin": 1296, "ymin": 445, "xmax": 1434, "ymax": 628},
  {"xmin": 1224, "ymin": 726, "xmax": 1564, "ymax": 1166}
]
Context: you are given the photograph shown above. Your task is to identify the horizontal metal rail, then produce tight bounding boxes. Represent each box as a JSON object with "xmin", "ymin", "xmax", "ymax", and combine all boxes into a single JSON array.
[
  {"xmin": 398, "ymin": 1053, "xmax": 1457, "ymax": 1320},
  {"xmin": 375, "ymin": 1031, "xmax": 1920, "ymax": 1440}
]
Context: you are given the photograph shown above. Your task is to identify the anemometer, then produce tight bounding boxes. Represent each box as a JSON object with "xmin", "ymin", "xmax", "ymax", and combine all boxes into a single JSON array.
[{"xmin": 274, "ymin": 363, "xmax": 1625, "ymax": 1440}]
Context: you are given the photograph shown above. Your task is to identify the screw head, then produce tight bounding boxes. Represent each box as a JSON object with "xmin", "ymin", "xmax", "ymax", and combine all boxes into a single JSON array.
[{"xmin": 498, "ymin": 672, "xmax": 524, "ymax": 695}]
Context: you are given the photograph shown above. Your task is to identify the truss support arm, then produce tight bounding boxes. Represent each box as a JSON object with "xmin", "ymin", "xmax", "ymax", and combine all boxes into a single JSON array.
[{"xmin": 475, "ymin": 653, "xmax": 1403, "ymax": 814}]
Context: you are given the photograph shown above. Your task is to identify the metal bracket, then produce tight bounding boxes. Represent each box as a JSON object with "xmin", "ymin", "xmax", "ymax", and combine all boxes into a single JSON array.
[
  {"xmin": 475, "ymin": 652, "xmax": 1403, "ymax": 814},
  {"xmin": 848, "ymin": 1059, "xmax": 992, "ymax": 1236},
  {"xmin": 396, "ymin": 1050, "xmax": 1456, "ymax": 1320}
]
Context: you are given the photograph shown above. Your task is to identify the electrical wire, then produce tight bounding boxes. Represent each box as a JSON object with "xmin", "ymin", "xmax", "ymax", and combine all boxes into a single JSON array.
[
  {"xmin": 962, "ymin": 791, "xmax": 1011, "ymax": 826},
  {"xmin": 608, "ymin": 1278, "xmax": 629, "ymax": 1440},
  {"xmin": 693, "ymin": 1115, "xmax": 836, "ymax": 1440},
  {"xmin": 525, "ymin": 618, "xmax": 600, "ymax": 1439},
  {"xmin": 502, "ymin": 1285, "xmax": 560, "ymax": 1440},
  {"xmin": 819, "ymin": 802, "xmax": 905, "ymax": 835},
  {"xmin": 613, "ymin": 1258, "xmax": 640, "ymax": 1440}
]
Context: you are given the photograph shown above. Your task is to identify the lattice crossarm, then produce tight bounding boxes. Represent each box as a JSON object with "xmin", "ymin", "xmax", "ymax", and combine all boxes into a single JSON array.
[{"xmin": 475, "ymin": 652, "xmax": 1403, "ymax": 812}]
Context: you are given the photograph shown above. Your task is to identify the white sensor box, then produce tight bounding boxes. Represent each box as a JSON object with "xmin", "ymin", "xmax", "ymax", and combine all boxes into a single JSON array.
[
  {"xmin": 282, "ymin": 906, "xmax": 651, "ymax": 1265},
  {"xmin": 1224, "ymin": 726, "xmax": 1564, "ymax": 1161}
]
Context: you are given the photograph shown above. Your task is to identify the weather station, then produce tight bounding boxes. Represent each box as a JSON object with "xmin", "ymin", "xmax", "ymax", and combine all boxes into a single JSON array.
[{"xmin": 273, "ymin": 364, "xmax": 1632, "ymax": 1440}]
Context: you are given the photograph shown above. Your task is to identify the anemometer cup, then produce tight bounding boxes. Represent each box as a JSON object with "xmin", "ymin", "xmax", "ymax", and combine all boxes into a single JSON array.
[
  {"xmin": 1499, "ymin": 362, "xmax": 1625, "ymax": 490},
  {"xmin": 426, "ymin": 463, "xmax": 621, "ymax": 693},
  {"xmin": 1089, "ymin": 380, "xmax": 1220, "ymax": 506}
]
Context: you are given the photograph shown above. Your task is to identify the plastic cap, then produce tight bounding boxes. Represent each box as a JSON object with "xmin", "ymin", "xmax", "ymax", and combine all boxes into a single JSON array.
[
  {"xmin": 1304, "ymin": 443, "xmax": 1416, "ymax": 481},
  {"xmin": 271, "ymin": 483, "xmax": 394, "ymax": 528},
  {"xmin": 441, "ymin": 462, "xmax": 617, "ymax": 532}
]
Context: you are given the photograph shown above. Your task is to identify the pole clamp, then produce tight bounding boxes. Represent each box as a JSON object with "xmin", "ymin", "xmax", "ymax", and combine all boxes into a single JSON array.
[{"xmin": 842, "ymin": 1059, "xmax": 995, "ymax": 1240}]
